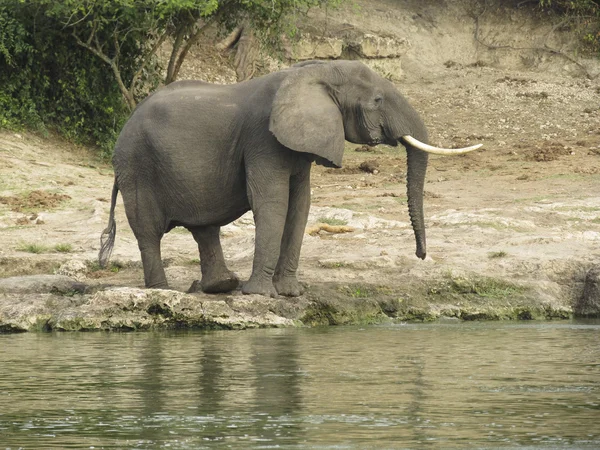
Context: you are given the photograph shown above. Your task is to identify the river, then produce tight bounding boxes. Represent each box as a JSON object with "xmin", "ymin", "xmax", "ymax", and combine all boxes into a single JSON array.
[{"xmin": 1, "ymin": 321, "xmax": 599, "ymax": 449}]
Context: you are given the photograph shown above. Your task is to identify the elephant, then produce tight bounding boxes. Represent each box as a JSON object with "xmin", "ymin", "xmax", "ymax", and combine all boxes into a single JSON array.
[{"xmin": 99, "ymin": 60, "xmax": 481, "ymax": 297}]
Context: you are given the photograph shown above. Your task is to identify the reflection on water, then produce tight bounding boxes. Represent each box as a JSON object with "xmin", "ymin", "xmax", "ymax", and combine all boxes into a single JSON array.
[{"xmin": 1, "ymin": 321, "xmax": 599, "ymax": 449}]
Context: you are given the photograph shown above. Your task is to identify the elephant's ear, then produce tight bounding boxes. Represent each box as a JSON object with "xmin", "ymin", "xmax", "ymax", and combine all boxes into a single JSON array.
[{"xmin": 269, "ymin": 71, "xmax": 345, "ymax": 168}]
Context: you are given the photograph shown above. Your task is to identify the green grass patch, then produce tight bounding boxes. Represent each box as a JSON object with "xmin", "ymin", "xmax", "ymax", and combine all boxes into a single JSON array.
[
  {"xmin": 17, "ymin": 243, "xmax": 49, "ymax": 254},
  {"xmin": 54, "ymin": 243, "xmax": 73, "ymax": 253},
  {"xmin": 429, "ymin": 274, "xmax": 527, "ymax": 299},
  {"xmin": 316, "ymin": 217, "xmax": 348, "ymax": 226},
  {"xmin": 488, "ymin": 251, "xmax": 508, "ymax": 259},
  {"xmin": 338, "ymin": 284, "xmax": 393, "ymax": 298},
  {"xmin": 18, "ymin": 242, "xmax": 75, "ymax": 254}
]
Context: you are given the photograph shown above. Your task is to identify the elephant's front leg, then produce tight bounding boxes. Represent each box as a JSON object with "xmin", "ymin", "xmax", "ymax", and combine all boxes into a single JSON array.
[
  {"xmin": 243, "ymin": 160, "xmax": 291, "ymax": 297},
  {"xmin": 273, "ymin": 165, "xmax": 311, "ymax": 297}
]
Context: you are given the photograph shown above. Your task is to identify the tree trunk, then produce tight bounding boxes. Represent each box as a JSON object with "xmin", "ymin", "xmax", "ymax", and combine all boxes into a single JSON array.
[
  {"xmin": 233, "ymin": 26, "xmax": 258, "ymax": 81},
  {"xmin": 216, "ymin": 22, "xmax": 259, "ymax": 82}
]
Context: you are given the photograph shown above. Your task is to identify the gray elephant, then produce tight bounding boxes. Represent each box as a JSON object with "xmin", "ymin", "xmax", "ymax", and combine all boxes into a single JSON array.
[{"xmin": 99, "ymin": 60, "xmax": 481, "ymax": 297}]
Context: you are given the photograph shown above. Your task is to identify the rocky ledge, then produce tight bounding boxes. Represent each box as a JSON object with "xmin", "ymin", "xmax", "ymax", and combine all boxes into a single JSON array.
[{"xmin": 1, "ymin": 269, "xmax": 597, "ymax": 333}]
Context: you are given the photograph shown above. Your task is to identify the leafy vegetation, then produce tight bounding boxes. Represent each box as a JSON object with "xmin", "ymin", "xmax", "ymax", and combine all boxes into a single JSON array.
[
  {"xmin": 0, "ymin": 1, "xmax": 132, "ymax": 157},
  {"xmin": 539, "ymin": 0, "xmax": 600, "ymax": 54},
  {"xmin": 0, "ymin": 0, "xmax": 343, "ymax": 157}
]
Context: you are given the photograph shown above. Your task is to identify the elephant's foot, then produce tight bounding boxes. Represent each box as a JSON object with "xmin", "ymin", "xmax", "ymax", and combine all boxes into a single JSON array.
[
  {"xmin": 273, "ymin": 275, "xmax": 304, "ymax": 297},
  {"xmin": 188, "ymin": 271, "xmax": 239, "ymax": 294},
  {"xmin": 242, "ymin": 276, "xmax": 277, "ymax": 298}
]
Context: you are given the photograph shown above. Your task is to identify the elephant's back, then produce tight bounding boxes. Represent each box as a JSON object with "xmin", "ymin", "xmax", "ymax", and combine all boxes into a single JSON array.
[
  {"xmin": 113, "ymin": 81, "xmax": 249, "ymax": 226},
  {"xmin": 116, "ymin": 82, "xmax": 242, "ymax": 161}
]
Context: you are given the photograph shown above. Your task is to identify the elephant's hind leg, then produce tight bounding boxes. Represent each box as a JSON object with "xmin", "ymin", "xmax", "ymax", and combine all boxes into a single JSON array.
[
  {"xmin": 138, "ymin": 238, "xmax": 169, "ymax": 289},
  {"xmin": 121, "ymin": 188, "xmax": 169, "ymax": 289},
  {"xmin": 189, "ymin": 226, "xmax": 239, "ymax": 294}
]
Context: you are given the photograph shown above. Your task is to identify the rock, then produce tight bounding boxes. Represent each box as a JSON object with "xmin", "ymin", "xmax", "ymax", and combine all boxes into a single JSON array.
[
  {"xmin": 576, "ymin": 267, "xmax": 600, "ymax": 317},
  {"xmin": 48, "ymin": 288, "xmax": 297, "ymax": 331},
  {"xmin": 56, "ymin": 260, "xmax": 89, "ymax": 281},
  {"xmin": 348, "ymin": 34, "xmax": 410, "ymax": 59},
  {"xmin": 0, "ymin": 275, "xmax": 83, "ymax": 294},
  {"xmin": 285, "ymin": 35, "xmax": 344, "ymax": 60},
  {"xmin": 359, "ymin": 160, "xmax": 380, "ymax": 173},
  {"xmin": 284, "ymin": 31, "xmax": 409, "ymax": 61}
]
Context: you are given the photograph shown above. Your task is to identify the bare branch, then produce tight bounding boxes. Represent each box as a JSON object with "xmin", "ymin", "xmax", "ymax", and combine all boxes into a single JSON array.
[
  {"xmin": 94, "ymin": 32, "xmax": 105, "ymax": 56},
  {"xmin": 132, "ymin": 31, "xmax": 169, "ymax": 92},
  {"xmin": 86, "ymin": 19, "xmax": 98, "ymax": 46},
  {"xmin": 166, "ymin": 24, "xmax": 186, "ymax": 84},
  {"xmin": 72, "ymin": 30, "xmax": 137, "ymax": 110},
  {"xmin": 72, "ymin": 30, "xmax": 112, "ymax": 65},
  {"xmin": 472, "ymin": 3, "xmax": 596, "ymax": 79},
  {"xmin": 216, "ymin": 24, "xmax": 244, "ymax": 51},
  {"xmin": 113, "ymin": 32, "xmax": 120, "ymax": 66},
  {"xmin": 62, "ymin": 8, "xmax": 93, "ymax": 29},
  {"xmin": 109, "ymin": 59, "xmax": 137, "ymax": 111}
]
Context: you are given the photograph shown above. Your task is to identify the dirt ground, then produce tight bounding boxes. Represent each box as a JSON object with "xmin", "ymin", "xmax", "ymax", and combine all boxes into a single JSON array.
[{"xmin": 1, "ymin": 1, "xmax": 599, "ymax": 327}]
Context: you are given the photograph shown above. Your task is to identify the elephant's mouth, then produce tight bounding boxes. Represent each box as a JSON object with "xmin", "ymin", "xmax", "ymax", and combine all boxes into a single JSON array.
[{"xmin": 370, "ymin": 125, "xmax": 398, "ymax": 147}]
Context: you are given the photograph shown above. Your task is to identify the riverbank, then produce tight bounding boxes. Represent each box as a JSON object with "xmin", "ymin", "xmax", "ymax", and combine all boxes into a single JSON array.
[
  {"xmin": 0, "ymin": 270, "xmax": 575, "ymax": 332},
  {"xmin": 0, "ymin": 101, "xmax": 597, "ymax": 331},
  {"xmin": 2, "ymin": 0, "xmax": 600, "ymax": 331}
]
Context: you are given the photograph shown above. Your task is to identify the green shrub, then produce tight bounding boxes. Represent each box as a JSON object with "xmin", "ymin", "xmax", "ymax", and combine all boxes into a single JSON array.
[
  {"xmin": 0, "ymin": 1, "xmax": 132, "ymax": 157},
  {"xmin": 0, "ymin": 0, "xmax": 345, "ymax": 157}
]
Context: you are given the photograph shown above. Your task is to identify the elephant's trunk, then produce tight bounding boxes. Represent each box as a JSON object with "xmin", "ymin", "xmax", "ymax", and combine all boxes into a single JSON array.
[
  {"xmin": 383, "ymin": 111, "xmax": 429, "ymax": 259},
  {"xmin": 405, "ymin": 144, "xmax": 428, "ymax": 259}
]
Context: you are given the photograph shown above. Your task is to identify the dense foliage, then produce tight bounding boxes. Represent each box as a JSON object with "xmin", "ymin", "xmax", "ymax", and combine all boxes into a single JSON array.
[
  {"xmin": 0, "ymin": 1, "xmax": 133, "ymax": 155},
  {"xmin": 1, "ymin": 0, "xmax": 595, "ymax": 156},
  {"xmin": 0, "ymin": 0, "xmax": 342, "ymax": 157},
  {"xmin": 539, "ymin": 0, "xmax": 600, "ymax": 54}
]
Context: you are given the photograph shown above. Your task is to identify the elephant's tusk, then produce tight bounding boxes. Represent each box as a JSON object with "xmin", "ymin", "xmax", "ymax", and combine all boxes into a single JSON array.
[{"xmin": 402, "ymin": 135, "xmax": 483, "ymax": 155}]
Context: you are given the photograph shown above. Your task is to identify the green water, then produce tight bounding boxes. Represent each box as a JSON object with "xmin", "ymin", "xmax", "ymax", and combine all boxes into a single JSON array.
[{"xmin": 1, "ymin": 321, "xmax": 599, "ymax": 449}]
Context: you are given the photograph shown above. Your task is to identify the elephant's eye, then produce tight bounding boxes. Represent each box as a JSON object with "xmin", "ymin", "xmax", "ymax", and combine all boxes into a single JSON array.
[{"xmin": 373, "ymin": 95, "xmax": 383, "ymax": 107}]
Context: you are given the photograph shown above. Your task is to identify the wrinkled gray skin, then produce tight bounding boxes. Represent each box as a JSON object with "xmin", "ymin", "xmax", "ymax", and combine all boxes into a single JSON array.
[{"xmin": 100, "ymin": 60, "xmax": 429, "ymax": 297}]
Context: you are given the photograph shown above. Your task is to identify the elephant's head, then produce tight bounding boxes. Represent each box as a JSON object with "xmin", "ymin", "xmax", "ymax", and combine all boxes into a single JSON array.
[{"xmin": 270, "ymin": 60, "xmax": 481, "ymax": 260}]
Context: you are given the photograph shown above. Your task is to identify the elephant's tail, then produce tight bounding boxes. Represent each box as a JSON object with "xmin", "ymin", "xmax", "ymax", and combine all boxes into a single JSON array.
[{"xmin": 99, "ymin": 180, "xmax": 119, "ymax": 269}]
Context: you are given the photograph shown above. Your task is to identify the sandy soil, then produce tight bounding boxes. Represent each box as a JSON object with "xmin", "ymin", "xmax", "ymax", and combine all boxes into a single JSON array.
[{"xmin": 1, "ymin": 0, "xmax": 599, "ymax": 328}]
